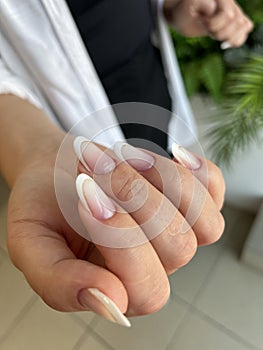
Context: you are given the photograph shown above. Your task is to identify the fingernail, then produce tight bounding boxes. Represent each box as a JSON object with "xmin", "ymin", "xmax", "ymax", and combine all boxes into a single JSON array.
[
  {"xmin": 114, "ymin": 142, "xmax": 155, "ymax": 171},
  {"xmin": 172, "ymin": 142, "xmax": 201, "ymax": 170},
  {"xmin": 79, "ymin": 288, "xmax": 131, "ymax": 327},
  {"xmin": 73, "ymin": 136, "xmax": 116, "ymax": 174},
  {"xmin": 221, "ymin": 41, "xmax": 232, "ymax": 50},
  {"xmin": 76, "ymin": 173, "xmax": 115, "ymax": 220}
]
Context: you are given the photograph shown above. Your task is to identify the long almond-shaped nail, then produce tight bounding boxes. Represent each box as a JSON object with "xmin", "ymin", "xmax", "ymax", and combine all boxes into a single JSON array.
[
  {"xmin": 79, "ymin": 288, "xmax": 131, "ymax": 327},
  {"xmin": 114, "ymin": 142, "xmax": 155, "ymax": 171},
  {"xmin": 76, "ymin": 173, "xmax": 115, "ymax": 220},
  {"xmin": 74, "ymin": 136, "xmax": 116, "ymax": 174},
  {"xmin": 221, "ymin": 41, "xmax": 232, "ymax": 50},
  {"xmin": 172, "ymin": 142, "xmax": 201, "ymax": 170}
]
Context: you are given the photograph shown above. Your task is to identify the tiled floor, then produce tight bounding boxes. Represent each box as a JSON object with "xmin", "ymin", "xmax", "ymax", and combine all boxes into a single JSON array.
[{"xmin": 0, "ymin": 175, "xmax": 262, "ymax": 350}]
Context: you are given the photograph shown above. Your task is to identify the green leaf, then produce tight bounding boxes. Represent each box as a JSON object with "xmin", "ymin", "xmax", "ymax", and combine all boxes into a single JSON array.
[
  {"xmin": 206, "ymin": 54, "xmax": 263, "ymax": 167},
  {"xmin": 199, "ymin": 54, "xmax": 225, "ymax": 103},
  {"xmin": 182, "ymin": 61, "xmax": 201, "ymax": 97}
]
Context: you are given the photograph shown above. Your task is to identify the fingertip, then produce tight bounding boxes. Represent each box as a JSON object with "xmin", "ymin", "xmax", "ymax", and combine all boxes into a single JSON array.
[
  {"xmin": 79, "ymin": 288, "xmax": 131, "ymax": 327},
  {"xmin": 42, "ymin": 259, "xmax": 129, "ymax": 315},
  {"xmin": 73, "ymin": 136, "xmax": 92, "ymax": 172}
]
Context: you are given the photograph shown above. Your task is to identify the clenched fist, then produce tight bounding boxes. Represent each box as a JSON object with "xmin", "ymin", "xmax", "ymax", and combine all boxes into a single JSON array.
[{"xmin": 163, "ymin": 0, "xmax": 254, "ymax": 48}]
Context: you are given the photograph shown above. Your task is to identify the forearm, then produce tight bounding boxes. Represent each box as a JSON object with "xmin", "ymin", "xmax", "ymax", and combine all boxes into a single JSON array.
[{"xmin": 0, "ymin": 94, "xmax": 65, "ymax": 187}]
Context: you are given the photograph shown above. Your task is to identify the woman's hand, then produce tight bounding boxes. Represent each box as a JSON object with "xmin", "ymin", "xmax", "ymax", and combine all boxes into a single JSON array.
[
  {"xmin": 163, "ymin": 0, "xmax": 254, "ymax": 48},
  {"xmin": 7, "ymin": 135, "xmax": 225, "ymax": 327}
]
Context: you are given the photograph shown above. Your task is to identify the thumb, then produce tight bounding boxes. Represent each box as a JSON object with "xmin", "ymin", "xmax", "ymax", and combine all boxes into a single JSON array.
[{"xmin": 7, "ymin": 223, "xmax": 130, "ymax": 327}]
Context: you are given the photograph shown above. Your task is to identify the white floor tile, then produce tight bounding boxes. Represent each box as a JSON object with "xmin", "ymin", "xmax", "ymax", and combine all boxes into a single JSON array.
[
  {"xmin": 194, "ymin": 250, "xmax": 263, "ymax": 349},
  {"xmin": 1, "ymin": 299, "xmax": 84, "ymax": 350},
  {"xmin": 93, "ymin": 298, "xmax": 187, "ymax": 350},
  {"xmin": 72, "ymin": 311, "xmax": 97, "ymax": 326},
  {"xmin": 170, "ymin": 244, "xmax": 221, "ymax": 303},
  {"xmin": 166, "ymin": 312, "xmax": 250, "ymax": 350},
  {"xmin": 78, "ymin": 335, "xmax": 112, "ymax": 350},
  {"xmin": 0, "ymin": 259, "xmax": 34, "ymax": 339}
]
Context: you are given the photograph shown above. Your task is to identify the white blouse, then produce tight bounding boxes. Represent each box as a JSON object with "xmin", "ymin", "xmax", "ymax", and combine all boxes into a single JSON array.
[{"xmin": 0, "ymin": 0, "xmax": 197, "ymax": 148}]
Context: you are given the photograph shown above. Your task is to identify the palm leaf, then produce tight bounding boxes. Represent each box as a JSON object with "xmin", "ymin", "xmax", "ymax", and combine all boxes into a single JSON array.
[{"xmin": 206, "ymin": 54, "xmax": 263, "ymax": 167}]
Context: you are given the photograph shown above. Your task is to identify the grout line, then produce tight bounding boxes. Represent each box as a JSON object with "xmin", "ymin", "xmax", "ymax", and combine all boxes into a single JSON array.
[
  {"xmin": 188, "ymin": 211, "xmax": 260, "ymax": 350},
  {"xmin": 165, "ymin": 304, "xmax": 258, "ymax": 350},
  {"xmin": 89, "ymin": 327, "xmax": 116, "ymax": 350},
  {"xmin": 164, "ymin": 296, "xmax": 192, "ymax": 350},
  {"xmin": 191, "ymin": 244, "xmax": 223, "ymax": 302},
  {"xmin": 190, "ymin": 305, "xmax": 259, "ymax": 350},
  {"xmin": 164, "ymin": 303, "xmax": 191, "ymax": 350},
  {"xmin": 168, "ymin": 261, "xmax": 260, "ymax": 350},
  {"xmin": 69, "ymin": 313, "xmax": 92, "ymax": 330},
  {"xmin": 72, "ymin": 328, "xmax": 91, "ymax": 350},
  {"xmin": 165, "ymin": 246, "xmax": 224, "ymax": 350},
  {"xmin": 73, "ymin": 322, "xmax": 115, "ymax": 350},
  {"xmin": 70, "ymin": 314, "xmax": 106, "ymax": 350},
  {"xmin": 167, "ymin": 207, "xmax": 259, "ymax": 350},
  {"xmin": 0, "ymin": 294, "xmax": 38, "ymax": 346},
  {"xmin": 88, "ymin": 315, "xmax": 100, "ymax": 329},
  {"xmin": 69, "ymin": 312, "xmax": 100, "ymax": 330}
]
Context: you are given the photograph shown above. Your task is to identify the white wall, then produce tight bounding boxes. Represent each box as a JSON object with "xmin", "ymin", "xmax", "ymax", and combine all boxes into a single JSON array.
[{"xmin": 190, "ymin": 96, "xmax": 263, "ymax": 213}]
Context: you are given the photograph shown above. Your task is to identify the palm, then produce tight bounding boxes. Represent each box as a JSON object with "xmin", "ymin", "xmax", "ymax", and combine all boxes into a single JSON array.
[{"xmin": 8, "ymin": 164, "xmax": 103, "ymax": 266}]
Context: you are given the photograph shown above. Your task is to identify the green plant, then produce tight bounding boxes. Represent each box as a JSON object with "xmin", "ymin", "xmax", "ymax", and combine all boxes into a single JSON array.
[
  {"xmin": 170, "ymin": 30, "xmax": 225, "ymax": 102},
  {"xmin": 206, "ymin": 54, "xmax": 263, "ymax": 166},
  {"xmin": 170, "ymin": 0, "xmax": 263, "ymax": 165}
]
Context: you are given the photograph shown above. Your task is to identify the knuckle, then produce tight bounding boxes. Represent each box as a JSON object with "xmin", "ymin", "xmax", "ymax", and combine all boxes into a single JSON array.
[
  {"xmin": 215, "ymin": 31, "xmax": 226, "ymax": 41},
  {"xmin": 212, "ymin": 212, "xmax": 225, "ymax": 243},
  {"xmin": 171, "ymin": 232, "xmax": 198, "ymax": 270},
  {"xmin": 238, "ymin": 16, "xmax": 245, "ymax": 25},
  {"xmin": 113, "ymin": 164, "xmax": 143, "ymax": 202},
  {"xmin": 209, "ymin": 23, "xmax": 219, "ymax": 32},
  {"xmin": 6, "ymin": 226, "xmax": 28, "ymax": 269},
  {"xmin": 208, "ymin": 163, "xmax": 226, "ymax": 196},
  {"xmin": 200, "ymin": 211, "xmax": 225, "ymax": 245},
  {"xmin": 138, "ymin": 279, "xmax": 170, "ymax": 315},
  {"xmin": 6, "ymin": 235, "xmax": 19, "ymax": 268},
  {"xmin": 232, "ymin": 35, "xmax": 247, "ymax": 48},
  {"xmin": 41, "ymin": 292, "xmax": 64, "ymax": 312},
  {"xmin": 224, "ymin": 10, "xmax": 235, "ymax": 21}
]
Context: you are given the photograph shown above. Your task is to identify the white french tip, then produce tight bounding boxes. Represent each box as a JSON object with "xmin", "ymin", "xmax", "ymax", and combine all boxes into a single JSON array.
[
  {"xmin": 221, "ymin": 41, "xmax": 232, "ymax": 50},
  {"xmin": 75, "ymin": 173, "xmax": 93, "ymax": 213},
  {"xmin": 88, "ymin": 288, "xmax": 131, "ymax": 327},
  {"xmin": 171, "ymin": 141, "xmax": 201, "ymax": 170},
  {"xmin": 73, "ymin": 136, "xmax": 92, "ymax": 171},
  {"xmin": 172, "ymin": 142, "xmax": 183, "ymax": 161},
  {"xmin": 113, "ymin": 141, "xmax": 127, "ymax": 162}
]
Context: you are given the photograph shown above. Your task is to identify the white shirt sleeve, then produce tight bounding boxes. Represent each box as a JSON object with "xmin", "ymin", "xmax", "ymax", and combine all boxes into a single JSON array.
[
  {"xmin": 0, "ymin": 56, "xmax": 42, "ymax": 109},
  {"xmin": 151, "ymin": 0, "xmax": 164, "ymax": 17}
]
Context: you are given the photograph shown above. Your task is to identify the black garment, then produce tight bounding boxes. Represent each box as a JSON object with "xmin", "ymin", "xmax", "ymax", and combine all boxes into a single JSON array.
[{"xmin": 66, "ymin": 0, "xmax": 171, "ymax": 151}]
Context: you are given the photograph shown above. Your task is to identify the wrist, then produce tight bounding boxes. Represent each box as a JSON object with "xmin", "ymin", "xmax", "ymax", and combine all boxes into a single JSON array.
[{"xmin": 0, "ymin": 94, "xmax": 65, "ymax": 187}]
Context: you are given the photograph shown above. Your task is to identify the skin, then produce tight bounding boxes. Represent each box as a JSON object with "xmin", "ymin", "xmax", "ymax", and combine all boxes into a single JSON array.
[
  {"xmin": 0, "ymin": 0, "xmax": 251, "ymax": 319},
  {"xmin": 163, "ymin": 0, "xmax": 254, "ymax": 47},
  {"xmin": 0, "ymin": 95, "xmax": 225, "ymax": 316}
]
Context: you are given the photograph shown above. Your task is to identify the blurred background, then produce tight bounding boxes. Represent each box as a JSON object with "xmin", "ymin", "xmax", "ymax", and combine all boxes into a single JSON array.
[{"xmin": 0, "ymin": 0, "xmax": 263, "ymax": 349}]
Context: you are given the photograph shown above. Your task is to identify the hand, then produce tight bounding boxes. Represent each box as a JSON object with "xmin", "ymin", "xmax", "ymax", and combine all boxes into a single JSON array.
[
  {"xmin": 164, "ymin": 0, "xmax": 254, "ymax": 48},
  {"xmin": 7, "ymin": 136, "xmax": 225, "ymax": 327}
]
